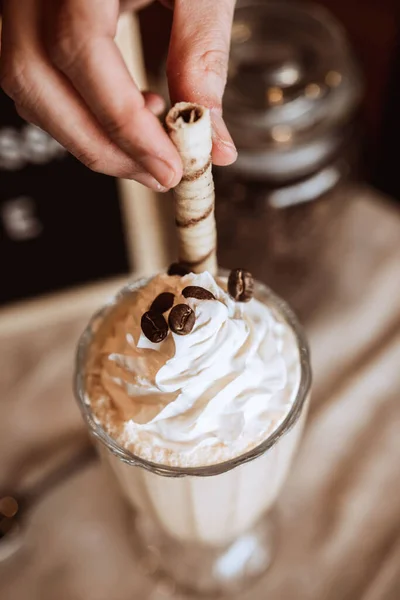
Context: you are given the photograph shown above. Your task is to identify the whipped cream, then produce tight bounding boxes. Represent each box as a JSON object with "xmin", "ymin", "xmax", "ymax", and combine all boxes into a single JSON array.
[{"xmin": 86, "ymin": 272, "xmax": 301, "ymax": 467}]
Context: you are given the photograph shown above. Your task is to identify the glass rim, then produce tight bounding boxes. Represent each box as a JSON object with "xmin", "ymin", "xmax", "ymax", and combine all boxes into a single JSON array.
[
  {"xmin": 233, "ymin": 0, "xmax": 348, "ymax": 49},
  {"xmin": 74, "ymin": 272, "xmax": 312, "ymax": 478}
]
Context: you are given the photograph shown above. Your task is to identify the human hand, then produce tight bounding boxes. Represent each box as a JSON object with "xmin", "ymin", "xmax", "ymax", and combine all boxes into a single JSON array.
[{"xmin": 0, "ymin": 0, "xmax": 237, "ymax": 191}]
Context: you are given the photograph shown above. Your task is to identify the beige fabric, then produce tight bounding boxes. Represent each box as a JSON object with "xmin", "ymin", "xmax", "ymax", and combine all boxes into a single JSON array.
[{"xmin": 1, "ymin": 187, "xmax": 400, "ymax": 599}]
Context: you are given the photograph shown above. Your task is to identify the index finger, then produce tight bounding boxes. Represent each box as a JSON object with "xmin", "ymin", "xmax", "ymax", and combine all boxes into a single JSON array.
[{"xmin": 46, "ymin": 0, "xmax": 182, "ymax": 188}]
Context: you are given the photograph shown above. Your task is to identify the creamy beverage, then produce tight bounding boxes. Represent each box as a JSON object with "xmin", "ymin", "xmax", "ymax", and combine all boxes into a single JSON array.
[
  {"xmin": 80, "ymin": 271, "xmax": 308, "ymax": 547},
  {"xmin": 75, "ymin": 102, "xmax": 311, "ymax": 594}
]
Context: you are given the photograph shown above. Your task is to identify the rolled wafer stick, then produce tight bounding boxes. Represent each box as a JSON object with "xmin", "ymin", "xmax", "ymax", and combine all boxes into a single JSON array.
[{"xmin": 166, "ymin": 102, "xmax": 217, "ymax": 275}]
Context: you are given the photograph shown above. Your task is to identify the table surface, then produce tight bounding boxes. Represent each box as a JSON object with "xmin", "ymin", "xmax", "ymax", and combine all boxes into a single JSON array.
[{"xmin": 1, "ymin": 185, "xmax": 400, "ymax": 600}]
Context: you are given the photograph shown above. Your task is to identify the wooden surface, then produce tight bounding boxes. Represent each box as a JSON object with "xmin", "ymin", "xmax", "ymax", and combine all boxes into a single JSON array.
[{"xmin": 1, "ymin": 186, "xmax": 400, "ymax": 599}]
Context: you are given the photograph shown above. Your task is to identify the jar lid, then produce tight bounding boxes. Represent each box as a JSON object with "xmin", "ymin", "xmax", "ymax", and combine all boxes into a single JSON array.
[{"xmin": 224, "ymin": 1, "xmax": 363, "ymax": 149}]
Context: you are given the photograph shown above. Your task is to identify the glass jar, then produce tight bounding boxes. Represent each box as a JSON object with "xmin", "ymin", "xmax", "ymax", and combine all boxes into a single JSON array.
[{"xmin": 216, "ymin": 0, "xmax": 363, "ymax": 320}]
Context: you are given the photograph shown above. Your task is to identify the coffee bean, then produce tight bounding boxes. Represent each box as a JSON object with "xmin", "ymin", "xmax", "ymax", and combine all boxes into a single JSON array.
[
  {"xmin": 168, "ymin": 304, "xmax": 196, "ymax": 335},
  {"xmin": 150, "ymin": 292, "xmax": 175, "ymax": 314},
  {"xmin": 182, "ymin": 286, "xmax": 216, "ymax": 301},
  {"xmin": 168, "ymin": 263, "xmax": 190, "ymax": 276},
  {"xmin": 228, "ymin": 269, "xmax": 254, "ymax": 302},
  {"xmin": 141, "ymin": 311, "xmax": 169, "ymax": 343}
]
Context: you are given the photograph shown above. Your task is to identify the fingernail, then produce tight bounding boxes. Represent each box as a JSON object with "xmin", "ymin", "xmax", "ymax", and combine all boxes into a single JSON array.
[
  {"xmin": 211, "ymin": 110, "xmax": 238, "ymax": 159},
  {"xmin": 139, "ymin": 155, "xmax": 178, "ymax": 189},
  {"xmin": 132, "ymin": 171, "xmax": 169, "ymax": 192},
  {"xmin": 142, "ymin": 91, "xmax": 166, "ymax": 117}
]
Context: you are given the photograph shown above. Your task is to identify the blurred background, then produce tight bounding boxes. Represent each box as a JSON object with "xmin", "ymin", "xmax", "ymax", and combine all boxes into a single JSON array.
[
  {"xmin": 1, "ymin": 1, "xmax": 400, "ymax": 599},
  {"xmin": 1, "ymin": 0, "xmax": 399, "ymax": 306}
]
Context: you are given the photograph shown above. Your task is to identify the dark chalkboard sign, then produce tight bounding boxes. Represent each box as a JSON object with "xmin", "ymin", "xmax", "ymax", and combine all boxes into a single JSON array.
[{"xmin": 0, "ymin": 92, "xmax": 129, "ymax": 306}]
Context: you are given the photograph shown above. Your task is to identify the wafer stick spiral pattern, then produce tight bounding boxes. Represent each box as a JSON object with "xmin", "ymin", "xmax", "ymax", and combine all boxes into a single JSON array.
[{"xmin": 166, "ymin": 103, "xmax": 217, "ymax": 275}]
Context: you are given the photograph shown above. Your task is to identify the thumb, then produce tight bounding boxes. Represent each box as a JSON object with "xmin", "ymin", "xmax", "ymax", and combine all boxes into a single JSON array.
[{"xmin": 167, "ymin": 0, "xmax": 237, "ymax": 166}]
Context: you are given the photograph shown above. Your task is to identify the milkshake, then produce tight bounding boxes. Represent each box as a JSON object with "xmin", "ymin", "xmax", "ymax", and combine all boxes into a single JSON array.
[{"xmin": 75, "ymin": 269, "xmax": 311, "ymax": 592}]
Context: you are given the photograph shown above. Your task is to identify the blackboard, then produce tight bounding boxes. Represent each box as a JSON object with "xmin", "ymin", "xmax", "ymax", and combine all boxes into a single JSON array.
[{"xmin": 0, "ymin": 92, "xmax": 129, "ymax": 306}]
